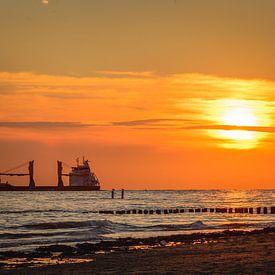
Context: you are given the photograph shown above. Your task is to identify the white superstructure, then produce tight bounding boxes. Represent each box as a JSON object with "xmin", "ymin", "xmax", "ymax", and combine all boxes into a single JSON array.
[{"xmin": 69, "ymin": 158, "xmax": 100, "ymax": 187}]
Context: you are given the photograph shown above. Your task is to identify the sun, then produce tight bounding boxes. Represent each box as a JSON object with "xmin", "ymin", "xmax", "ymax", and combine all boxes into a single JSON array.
[
  {"xmin": 222, "ymin": 106, "xmax": 258, "ymax": 127},
  {"xmin": 208, "ymin": 99, "xmax": 271, "ymax": 149}
]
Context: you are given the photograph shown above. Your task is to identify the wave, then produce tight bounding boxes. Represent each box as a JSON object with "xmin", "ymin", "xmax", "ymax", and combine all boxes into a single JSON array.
[
  {"xmin": 21, "ymin": 220, "xmax": 210, "ymax": 231},
  {"xmin": 0, "ymin": 220, "xmax": 274, "ymax": 251},
  {"xmin": 0, "ymin": 231, "xmax": 58, "ymax": 239},
  {"xmin": 218, "ymin": 222, "xmax": 275, "ymax": 229},
  {"xmin": 143, "ymin": 221, "xmax": 208, "ymax": 231},
  {"xmin": 20, "ymin": 219, "xmax": 275, "ymax": 232},
  {"xmin": 21, "ymin": 220, "xmax": 131, "ymax": 231},
  {"xmin": 145, "ymin": 221, "xmax": 275, "ymax": 231}
]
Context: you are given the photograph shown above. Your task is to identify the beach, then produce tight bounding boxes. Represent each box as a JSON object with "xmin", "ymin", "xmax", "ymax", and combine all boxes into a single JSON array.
[{"xmin": 1, "ymin": 228, "xmax": 274, "ymax": 274}]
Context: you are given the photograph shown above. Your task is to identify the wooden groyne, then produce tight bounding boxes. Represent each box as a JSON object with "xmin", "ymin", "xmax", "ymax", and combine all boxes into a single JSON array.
[{"xmin": 97, "ymin": 206, "xmax": 275, "ymax": 215}]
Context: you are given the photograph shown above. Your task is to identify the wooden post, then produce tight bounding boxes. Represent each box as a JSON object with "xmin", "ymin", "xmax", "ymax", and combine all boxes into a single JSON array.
[
  {"xmin": 111, "ymin": 189, "xmax": 115, "ymax": 199},
  {"xmin": 121, "ymin": 189, "xmax": 124, "ymax": 199}
]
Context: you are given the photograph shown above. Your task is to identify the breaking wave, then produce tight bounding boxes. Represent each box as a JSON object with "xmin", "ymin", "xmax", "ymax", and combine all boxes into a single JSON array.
[
  {"xmin": 22, "ymin": 220, "xmax": 119, "ymax": 230},
  {"xmin": 15, "ymin": 219, "xmax": 275, "ymax": 233},
  {"xmin": 19, "ymin": 220, "xmax": 212, "ymax": 232},
  {"xmin": 0, "ymin": 219, "xmax": 274, "ymax": 251}
]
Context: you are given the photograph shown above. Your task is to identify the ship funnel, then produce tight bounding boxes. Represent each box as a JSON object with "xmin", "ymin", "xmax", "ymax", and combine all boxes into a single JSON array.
[{"xmin": 57, "ymin": 160, "xmax": 64, "ymax": 189}]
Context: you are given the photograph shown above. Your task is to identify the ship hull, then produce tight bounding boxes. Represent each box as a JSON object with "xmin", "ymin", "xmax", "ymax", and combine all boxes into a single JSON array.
[{"xmin": 0, "ymin": 185, "xmax": 100, "ymax": 191}]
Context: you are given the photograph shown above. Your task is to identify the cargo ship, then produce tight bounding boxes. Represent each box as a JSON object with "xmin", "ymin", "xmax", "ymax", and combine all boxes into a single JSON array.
[{"xmin": 0, "ymin": 158, "xmax": 100, "ymax": 191}]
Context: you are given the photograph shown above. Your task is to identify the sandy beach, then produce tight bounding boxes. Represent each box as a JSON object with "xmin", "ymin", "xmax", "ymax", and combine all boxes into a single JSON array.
[{"xmin": 0, "ymin": 228, "xmax": 274, "ymax": 274}]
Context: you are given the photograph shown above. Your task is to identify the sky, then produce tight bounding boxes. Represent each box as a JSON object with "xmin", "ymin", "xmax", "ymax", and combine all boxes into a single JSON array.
[{"xmin": 0, "ymin": 0, "xmax": 275, "ymax": 189}]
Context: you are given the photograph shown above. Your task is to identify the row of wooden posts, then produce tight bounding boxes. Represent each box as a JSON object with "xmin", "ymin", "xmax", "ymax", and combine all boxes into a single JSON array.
[
  {"xmin": 100, "ymin": 206, "xmax": 275, "ymax": 215},
  {"xmin": 109, "ymin": 190, "xmax": 274, "ymax": 214}
]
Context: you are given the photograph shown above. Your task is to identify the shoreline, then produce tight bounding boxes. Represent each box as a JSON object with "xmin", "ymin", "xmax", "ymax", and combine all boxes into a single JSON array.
[{"xmin": 0, "ymin": 227, "xmax": 274, "ymax": 274}]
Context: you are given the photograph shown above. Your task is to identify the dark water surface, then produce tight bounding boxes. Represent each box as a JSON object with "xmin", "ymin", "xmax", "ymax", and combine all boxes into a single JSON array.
[{"xmin": 0, "ymin": 190, "xmax": 274, "ymax": 251}]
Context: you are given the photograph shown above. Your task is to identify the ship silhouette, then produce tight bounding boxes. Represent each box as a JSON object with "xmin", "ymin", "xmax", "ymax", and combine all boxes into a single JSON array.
[{"xmin": 0, "ymin": 158, "xmax": 100, "ymax": 191}]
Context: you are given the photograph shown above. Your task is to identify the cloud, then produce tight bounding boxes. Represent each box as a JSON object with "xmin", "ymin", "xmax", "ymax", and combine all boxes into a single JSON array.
[
  {"xmin": 40, "ymin": 92, "xmax": 107, "ymax": 100},
  {"xmin": 1, "ymin": 71, "xmax": 275, "ymax": 102},
  {"xmin": 112, "ymin": 118, "xmax": 202, "ymax": 127},
  {"xmin": 96, "ymin": 71, "xmax": 155, "ymax": 78},
  {"xmin": 0, "ymin": 122, "xmax": 91, "ymax": 129},
  {"xmin": 2, "ymin": 119, "xmax": 275, "ymax": 136},
  {"xmin": 42, "ymin": 0, "xmax": 49, "ymax": 5},
  {"xmin": 0, "ymin": 71, "xmax": 275, "ymax": 147},
  {"xmin": 0, "ymin": 83, "xmax": 14, "ymax": 95},
  {"xmin": 112, "ymin": 118, "xmax": 275, "ymax": 134},
  {"xmin": 182, "ymin": 124, "xmax": 275, "ymax": 133}
]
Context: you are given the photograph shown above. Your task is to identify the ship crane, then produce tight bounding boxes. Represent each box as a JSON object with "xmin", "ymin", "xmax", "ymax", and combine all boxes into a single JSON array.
[{"xmin": 0, "ymin": 160, "xmax": 36, "ymax": 188}]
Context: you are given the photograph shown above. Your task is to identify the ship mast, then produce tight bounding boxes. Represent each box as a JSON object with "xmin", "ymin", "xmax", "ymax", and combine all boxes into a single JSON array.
[{"xmin": 57, "ymin": 160, "xmax": 64, "ymax": 189}]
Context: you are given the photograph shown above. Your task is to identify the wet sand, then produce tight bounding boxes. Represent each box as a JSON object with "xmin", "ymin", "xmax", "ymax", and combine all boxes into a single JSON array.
[{"xmin": 1, "ymin": 228, "xmax": 274, "ymax": 274}]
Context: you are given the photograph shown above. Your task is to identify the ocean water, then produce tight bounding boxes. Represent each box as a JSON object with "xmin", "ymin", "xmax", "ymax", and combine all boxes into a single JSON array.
[{"xmin": 0, "ymin": 190, "xmax": 274, "ymax": 251}]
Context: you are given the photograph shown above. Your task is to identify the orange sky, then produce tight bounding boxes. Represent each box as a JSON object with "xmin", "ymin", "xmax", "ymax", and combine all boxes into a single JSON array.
[
  {"xmin": 1, "ymin": 72, "xmax": 275, "ymax": 189},
  {"xmin": 0, "ymin": 1, "xmax": 275, "ymax": 189}
]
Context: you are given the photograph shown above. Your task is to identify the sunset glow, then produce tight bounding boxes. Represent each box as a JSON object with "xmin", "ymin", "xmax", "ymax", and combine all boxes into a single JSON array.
[
  {"xmin": 0, "ymin": 1, "xmax": 275, "ymax": 189},
  {"xmin": 1, "ymin": 2, "xmax": 275, "ymax": 274},
  {"xmin": 207, "ymin": 99, "xmax": 272, "ymax": 149}
]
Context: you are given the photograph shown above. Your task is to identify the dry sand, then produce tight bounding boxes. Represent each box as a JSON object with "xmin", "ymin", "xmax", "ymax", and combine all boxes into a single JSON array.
[{"xmin": 1, "ymin": 229, "xmax": 274, "ymax": 274}]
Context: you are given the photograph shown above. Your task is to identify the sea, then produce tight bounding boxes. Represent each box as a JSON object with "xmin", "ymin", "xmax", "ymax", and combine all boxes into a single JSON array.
[{"xmin": 0, "ymin": 190, "xmax": 274, "ymax": 252}]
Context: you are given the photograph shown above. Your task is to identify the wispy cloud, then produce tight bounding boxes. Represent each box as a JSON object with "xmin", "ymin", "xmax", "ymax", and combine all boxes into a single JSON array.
[
  {"xmin": 96, "ymin": 71, "xmax": 155, "ymax": 78},
  {"xmin": 183, "ymin": 124, "xmax": 275, "ymax": 133},
  {"xmin": 0, "ymin": 83, "xmax": 14, "ymax": 95},
  {"xmin": 112, "ymin": 119, "xmax": 275, "ymax": 134},
  {"xmin": 0, "ymin": 122, "xmax": 91, "ymax": 129},
  {"xmin": 112, "ymin": 118, "xmax": 205, "ymax": 127},
  {"xmin": 0, "ymin": 71, "xmax": 275, "ymax": 149},
  {"xmin": 40, "ymin": 92, "xmax": 108, "ymax": 100},
  {"xmin": 41, "ymin": 0, "xmax": 49, "ymax": 5}
]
